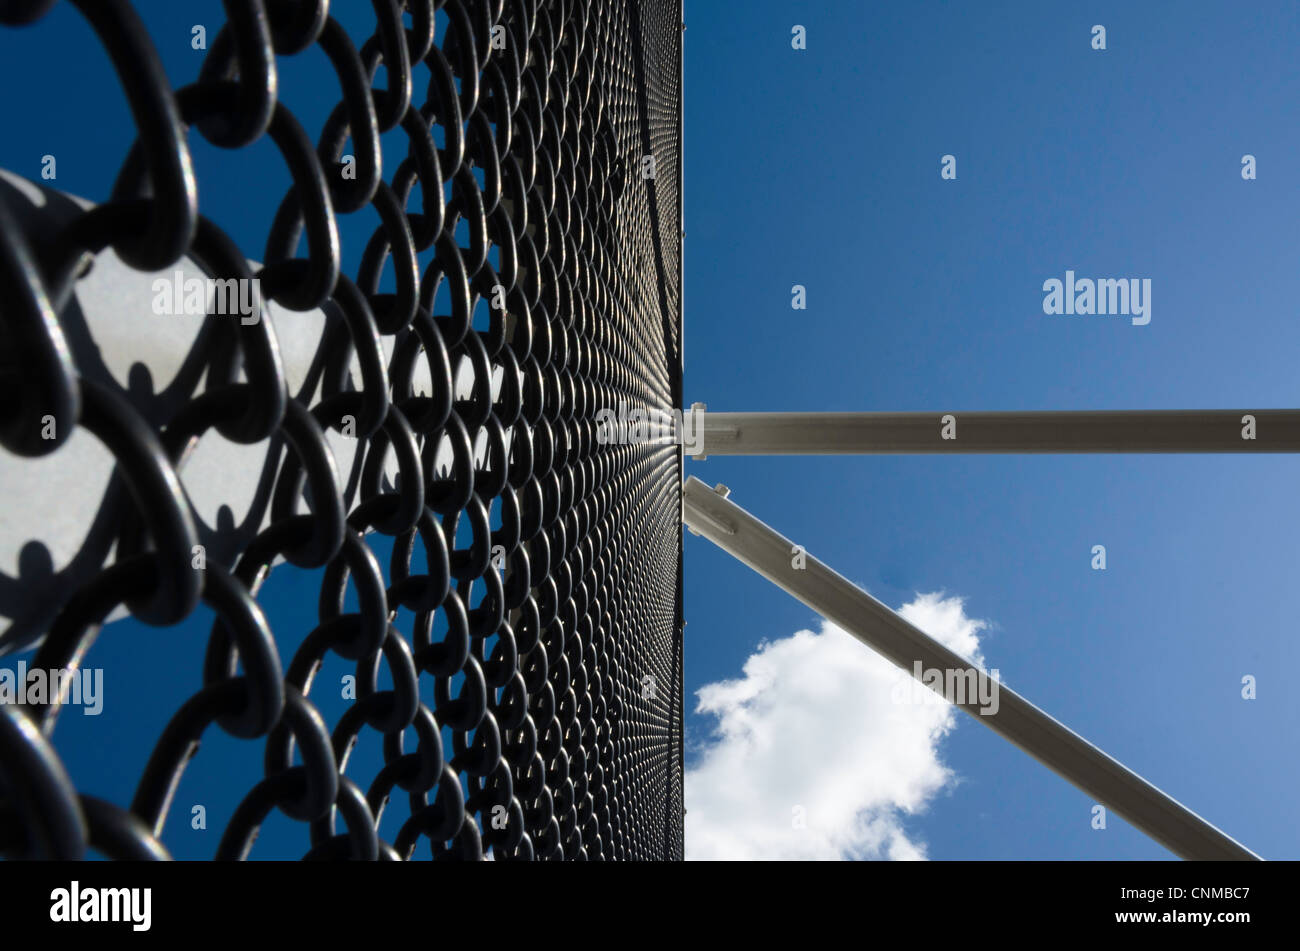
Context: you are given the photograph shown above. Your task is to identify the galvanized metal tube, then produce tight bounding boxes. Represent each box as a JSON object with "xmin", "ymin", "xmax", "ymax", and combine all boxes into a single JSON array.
[
  {"xmin": 692, "ymin": 409, "xmax": 1300, "ymax": 456},
  {"xmin": 681, "ymin": 475, "xmax": 1261, "ymax": 861}
]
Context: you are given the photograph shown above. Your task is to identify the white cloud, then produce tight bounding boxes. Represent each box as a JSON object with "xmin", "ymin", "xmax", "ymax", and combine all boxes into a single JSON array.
[{"xmin": 684, "ymin": 592, "xmax": 989, "ymax": 860}]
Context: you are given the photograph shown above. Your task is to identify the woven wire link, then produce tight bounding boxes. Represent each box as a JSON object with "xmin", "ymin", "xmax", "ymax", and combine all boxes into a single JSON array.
[{"xmin": 0, "ymin": 0, "xmax": 683, "ymax": 860}]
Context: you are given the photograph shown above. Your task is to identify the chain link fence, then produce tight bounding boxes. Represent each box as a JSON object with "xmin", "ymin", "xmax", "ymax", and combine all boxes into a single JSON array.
[{"xmin": 0, "ymin": 0, "xmax": 684, "ymax": 860}]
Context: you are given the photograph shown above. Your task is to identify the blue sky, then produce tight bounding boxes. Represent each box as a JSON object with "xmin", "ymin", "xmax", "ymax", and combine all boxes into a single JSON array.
[
  {"xmin": 679, "ymin": 0, "xmax": 1300, "ymax": 859},
  {"xmin": 3, "ymin": 0, "xmax": 1298, "ymax": 859}
]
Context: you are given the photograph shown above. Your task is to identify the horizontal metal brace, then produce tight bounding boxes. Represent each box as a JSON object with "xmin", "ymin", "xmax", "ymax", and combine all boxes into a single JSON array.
[
  {"xmin": 687, "ymin": 408, "xmax": 1300, "ymax": 457},
  {"xmin": 681, "ymin": 475, "xmax": 1261, "ymax": 861}
]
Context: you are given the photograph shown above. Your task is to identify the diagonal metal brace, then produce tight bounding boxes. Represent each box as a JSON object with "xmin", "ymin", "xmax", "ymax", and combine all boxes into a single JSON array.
[{"xmin": 681, "ymin": 475, "xmax": 1260, "ymax": 861}]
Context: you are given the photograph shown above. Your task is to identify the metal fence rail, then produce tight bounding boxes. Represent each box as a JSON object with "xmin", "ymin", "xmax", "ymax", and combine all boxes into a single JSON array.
[
  {"xmin": 0, "ymin": 0, "xmax": 684, "ymax": 861},
  {"xmin": 681, "ymin": 477, "xmax": 1260, "ymax": 861}
]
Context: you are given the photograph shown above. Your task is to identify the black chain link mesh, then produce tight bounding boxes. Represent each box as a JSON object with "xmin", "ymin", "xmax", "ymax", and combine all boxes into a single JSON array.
[{"xmin": 0, "ymin": 0, "xmax": 683, "ymax": 860}]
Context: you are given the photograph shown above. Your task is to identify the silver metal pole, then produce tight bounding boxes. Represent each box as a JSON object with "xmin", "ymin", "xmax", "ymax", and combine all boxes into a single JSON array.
[
  {"xmin": 689, "ymin": 407, "xmax": 1300, "ymax": 457},
  {"xmin": 681, "ymin": 475, "xmax": 1261, "ymax": 861}
]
